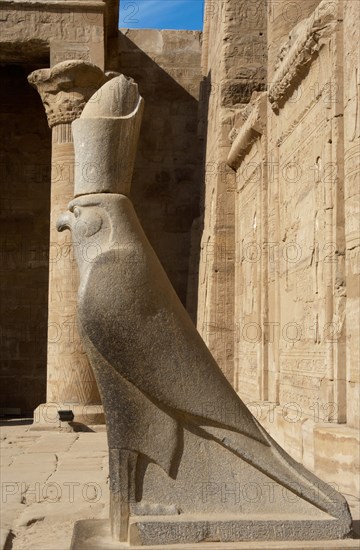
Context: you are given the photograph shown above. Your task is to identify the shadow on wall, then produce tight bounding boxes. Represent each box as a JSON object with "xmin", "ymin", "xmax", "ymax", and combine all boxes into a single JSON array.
[
  {"xmin": 184, "ymin": 71, "xmax": 212, "ymax": 321},
  {"xmin": 0, "ymin": 64, "xmax": 51, "ymax": 415},
  {"xmin": 117, "ymin": 31, "xmax": 204, "ymax": 312}
]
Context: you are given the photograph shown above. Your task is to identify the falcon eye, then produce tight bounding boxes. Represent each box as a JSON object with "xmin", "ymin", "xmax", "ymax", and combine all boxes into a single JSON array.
[{"xmin": 73, "ymin": 210, "xmax": 103, "ymax": 239}]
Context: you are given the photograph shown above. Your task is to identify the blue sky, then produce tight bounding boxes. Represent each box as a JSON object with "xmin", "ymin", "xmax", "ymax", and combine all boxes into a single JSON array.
[{"xmin": 119, "ymin": 0, "xmax": 204, "ymax": 30}]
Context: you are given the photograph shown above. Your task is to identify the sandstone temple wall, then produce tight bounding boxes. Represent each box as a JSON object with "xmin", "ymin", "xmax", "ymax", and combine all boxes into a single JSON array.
[
  {"xmin": 116, "ymin": 29, "xmax": 203, "ymax": 305},
  {"xmin": 199, "ymin": 0, "xmax": 359, "ymax": 496},
  {"xmin": 197, "ymin": 0, "xmax": 267, "ymax": 383}
]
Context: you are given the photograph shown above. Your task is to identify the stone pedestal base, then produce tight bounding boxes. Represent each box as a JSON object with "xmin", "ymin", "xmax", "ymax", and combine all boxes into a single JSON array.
[
  {"xmin": 31, "ymin": 402, "xmax": 104, "ymax": 430},
  {"xmin": 70, "ymin": 519, "xmax": 357, "ymax": 550}
]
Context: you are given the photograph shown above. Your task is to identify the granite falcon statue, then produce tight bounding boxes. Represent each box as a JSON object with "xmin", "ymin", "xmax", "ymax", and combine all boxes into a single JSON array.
[
  {"xmin": 58, "ymin": 192, "xmax": 351, "ymax": 543},
  {"xmin": 59, "ymin": 75, "xmax": 351, "ymax": 546},
  {"xmin": 57, "ymin": 193, "xmax": 270, "ymax": 464}
]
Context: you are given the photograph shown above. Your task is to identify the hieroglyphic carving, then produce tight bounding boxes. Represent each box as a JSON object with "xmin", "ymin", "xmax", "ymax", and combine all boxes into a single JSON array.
[
  {"xmin": 227, "ymin": 92, "xmax": 267, "ymax": 170},
  {"xmin": 280, "ymin": 350, "xmax": 327, "ymax": 417},
  {"xmin": 50, "ymin": 42, "xmax": 92, "ymax": 66},
  {"xmin": 0, "ymin": 2, "xmax": 104, "ymax": 43},
  {"xmin": 268, "ymin": 0, "xmax": 337, "ymax": 110}
]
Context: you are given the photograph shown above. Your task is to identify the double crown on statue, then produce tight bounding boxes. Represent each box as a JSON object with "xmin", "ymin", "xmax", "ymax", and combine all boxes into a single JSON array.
[{"xmin": 72, "ymin": 74, "xmax": 144, "ymax": 198}]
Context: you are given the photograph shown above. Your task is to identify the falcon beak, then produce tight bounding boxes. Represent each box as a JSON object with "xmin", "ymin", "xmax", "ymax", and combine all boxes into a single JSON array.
[{"xmin": 56, "ymin": 211, "xmax": 73, "ymax": 232}]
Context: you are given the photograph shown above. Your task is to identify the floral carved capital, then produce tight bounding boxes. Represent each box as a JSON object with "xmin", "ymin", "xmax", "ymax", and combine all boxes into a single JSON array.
[{"xmin": 28, "ymin": 60, "xmax": 116, "ymax": 128}]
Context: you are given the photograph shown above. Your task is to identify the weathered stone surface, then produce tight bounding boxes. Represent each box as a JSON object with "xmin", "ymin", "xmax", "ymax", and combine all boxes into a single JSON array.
[
  {"xmin": 0, "ymin": 0, "xmax": 119, "ymax": 69},
  {"xmin": 207, "ymin": 0, "xmax": 360, "ymax": 499},
  {"xmin": 0, "ymin": 423, "xmax": 109, "ymax": 550},
  {"xmin": 72, "ymin": 75, "xmax": 144, "ymax": 196},
  {"xmin": 72, "ymin": 518, "xmax": 360, "ymax": 549},
  {"xmin": 343, "ymin": 0, "xmax": 360, "ymax": 432},
  {"xmin": 197, "ymin": 0, "xmax": 267, "ymax": 384},
  {"xmin": 28, "ymin": 61, "xmax": 109, "ymax": 127},
  {"xmin": 227, "ymin": 91, "xmax": 268, "ymax": 403},
  {"xmin": 266, "ymin": 0, "xmax": 347, "ymax": 428},
  {"xmin": 269, "ymin": 0, "xmax": 338, "ymax": 110},
  {"xmin": 267, "ymin": 0, "xmax": 322, "ymax": 81},
  {"xmin": 227, "ymin": 91, "xmax": 267, "ymax": 170},
  {"xmin": 71, "ymin": 517, "xmax": 358, "ymax": 550}
]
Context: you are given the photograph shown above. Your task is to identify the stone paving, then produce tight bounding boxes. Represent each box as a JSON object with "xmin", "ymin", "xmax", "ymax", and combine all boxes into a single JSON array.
[
  {"xmin": 1, "ymin": 420, "xmax": 359, "ymax": 550},
  {"xmin": 0, "ymin": 420, "xmax": 109, "ymax": 550}
]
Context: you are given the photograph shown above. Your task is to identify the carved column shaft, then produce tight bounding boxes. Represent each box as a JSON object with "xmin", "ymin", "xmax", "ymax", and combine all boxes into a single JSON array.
[
  {"xmin": 28, "ymin": 61, "xmax": 112, "ymax": 425},
  {"xmin": 47, "ymin": 124, "xmax": 100, "ymax": 407}
]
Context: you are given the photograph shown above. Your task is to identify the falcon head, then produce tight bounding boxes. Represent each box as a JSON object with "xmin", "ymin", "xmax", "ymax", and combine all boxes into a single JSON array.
[{"xmin": 56, "ymin": 193, "xmax": 125, "ymax": 275}]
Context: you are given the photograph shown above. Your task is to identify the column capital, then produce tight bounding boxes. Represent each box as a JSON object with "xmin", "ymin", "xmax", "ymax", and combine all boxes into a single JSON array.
[{"xmin": 28, "ymin": 60, "xmax": 115, "ymax": 128}]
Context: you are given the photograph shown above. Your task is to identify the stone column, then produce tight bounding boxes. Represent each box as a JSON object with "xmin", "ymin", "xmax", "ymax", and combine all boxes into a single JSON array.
[{"xmin": 28, "ymin": 61, "xmax": 112, "ymax": 427}]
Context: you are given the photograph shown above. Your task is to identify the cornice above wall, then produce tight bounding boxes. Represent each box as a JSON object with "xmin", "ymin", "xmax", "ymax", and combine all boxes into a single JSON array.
[
  {"xmin": 227, "ymin": 91, "xmax": 267, "ymax": 171},
  {"xmin": 0, "ymin": 0, "xmax": 118, "ymax": 67},
  {"xmin": 268, "ymin": 0, "xmax": 338, "ymax": 111}
]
